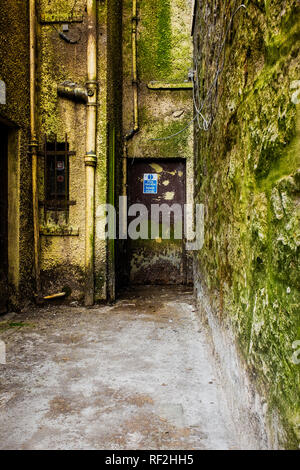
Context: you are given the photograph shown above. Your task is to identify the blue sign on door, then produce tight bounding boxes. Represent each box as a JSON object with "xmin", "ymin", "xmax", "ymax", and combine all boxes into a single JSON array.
[{"xmin": 143, "ymin": 173, "xmax": 158, "ymax": 194}]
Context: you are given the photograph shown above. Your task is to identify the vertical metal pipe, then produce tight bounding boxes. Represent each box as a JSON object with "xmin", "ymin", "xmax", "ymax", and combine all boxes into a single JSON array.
[
  {"xmin": 123, "ymin": 0, "xmax": 139, "ymax": 222},
  {"xmin": 85, "ymin": 0, "xmax": 97, "ymax": 306},
  {"xmin": 54, "ymin": 134, "xmax": 57, "ymax": 221},
  {"xmin": 43, "ymin": 135, "xmax": 47, "ymax": 224},
  {"xmin": 64, "ymin": 133, "xmax": 68, "ymax": 223},
  {"xmin": 132, "ymin": 0, "xmax": 139, "ymax": 132},
  {"xmin": 29, "ymin": 0, "xmax": 41, "ymax": 298}
]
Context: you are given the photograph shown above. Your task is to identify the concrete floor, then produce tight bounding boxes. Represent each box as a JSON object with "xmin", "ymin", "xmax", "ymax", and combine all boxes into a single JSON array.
[{"xmin": 0, "ymin": 286, "xmax": 243, "ymax": 450}]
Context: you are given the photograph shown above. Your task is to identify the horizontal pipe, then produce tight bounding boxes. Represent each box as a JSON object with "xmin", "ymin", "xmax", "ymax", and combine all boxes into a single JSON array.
[
  {"xmin": 44, "ymin": 292, "xmax": 66, "ymax": 300},
  {"xmin": 57, "ymin": 81, "xmax": 88, "ymax": 102}
]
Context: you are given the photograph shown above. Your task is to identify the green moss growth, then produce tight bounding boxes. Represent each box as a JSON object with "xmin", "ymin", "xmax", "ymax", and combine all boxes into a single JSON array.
[
  {"xmin": 131, "ymin": 103, "xmax": 193, "ymax": 158},
  {"xmin": 194, "ymin": 0, "xmax": 300, "ymax": 448},
  {"xmin": 138, "ymin": 0, "xmax": 192, "ymax": 81},
  {"xmin": 0, "ymin": 321, "xmax": 35, "ymax": 332}
]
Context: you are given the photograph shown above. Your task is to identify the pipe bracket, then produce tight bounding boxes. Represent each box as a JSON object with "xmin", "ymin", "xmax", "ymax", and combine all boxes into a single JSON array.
[
  {"xmin": 29, "ymin": 138, "xmax": 38, "ymax": 150},
  {"xmin": 85, "ymin": 154, "xmax": 97, "ymax": 167}
]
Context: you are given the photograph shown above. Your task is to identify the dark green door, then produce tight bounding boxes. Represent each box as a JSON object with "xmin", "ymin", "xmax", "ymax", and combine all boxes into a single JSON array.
[{"xmin": 127, "ymin": 159, "xmax": 186, "ymax": 285}]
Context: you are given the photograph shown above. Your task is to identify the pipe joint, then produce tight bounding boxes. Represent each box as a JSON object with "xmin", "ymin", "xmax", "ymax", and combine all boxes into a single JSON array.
[
  {"xmin": 29, "ymin": 138, "xmax": 38, "ymax": 150},
  {"xmin": 86, "ymin": 80, "xmax": 98, "ymax": 89},
  {"xmin": 85, "ymin": 153, "xmax": 97, "ymax": 167}
]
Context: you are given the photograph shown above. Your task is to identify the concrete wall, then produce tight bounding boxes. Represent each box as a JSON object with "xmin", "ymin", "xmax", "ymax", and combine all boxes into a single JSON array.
[
  {"xmin": 38, "ymin": 0, "xmax": 88, "ymax": 300},
  {"xmin": 121, "ymin": 0, "xmax": 194, "ymax": 285},
  {"xmin": 0, "ymin": 0, "xmax": 194, "ymax": 303},
  {"xmin": 37, "ymin": 0, "xmax": 122, "ymax": 301},
  {"xmin": 0, "ymin": 0, "xmax": 33, "ymax": 308},
  {"xmin": 193, "ymin": 0, "xmax": 300, "ymax": 449},
  {"xmin": 123, "ymin": 0, "xmax": 194, "ymax": 160}
]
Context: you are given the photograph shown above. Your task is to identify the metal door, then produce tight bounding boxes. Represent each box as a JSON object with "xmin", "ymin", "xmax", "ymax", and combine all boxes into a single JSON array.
[
  {"xmin": 127, "ymin": 159, "xmax": 186, "ymax": 284},
  {"xmin": 0, "ymin": 125, "xmax": 8, "ymax": 313}
]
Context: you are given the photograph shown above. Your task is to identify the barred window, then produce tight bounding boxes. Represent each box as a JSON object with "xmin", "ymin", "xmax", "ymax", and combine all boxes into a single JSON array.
[{"xmin": 39, "ymin": 134, "xmax": 76, "ymax": 221}]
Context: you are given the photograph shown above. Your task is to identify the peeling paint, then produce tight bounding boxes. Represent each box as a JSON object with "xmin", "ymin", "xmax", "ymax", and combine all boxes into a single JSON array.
[{"xmin": 164, "ymin": 191, "xmax": 175, "ymax": 201}]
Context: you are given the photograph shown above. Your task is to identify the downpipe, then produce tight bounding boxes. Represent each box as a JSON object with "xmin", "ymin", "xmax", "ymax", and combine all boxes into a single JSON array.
[
  {"xmin": 85, "ymin": 0, "xmax": 98, "ymax": 306},
  {"xmin": 131, "ymin": 0, "xmax": 139, "ymax": 135},
  {"xmin": 29, "ymin": 0, "xmax": 42, "ymax": 301},
  {"xmin": 123, "ymin": 0, "xmax": 139, "ymax": 198},
  {"xmin": 125, "ymin": 0, "xmax": 139, "ymax": 141}
]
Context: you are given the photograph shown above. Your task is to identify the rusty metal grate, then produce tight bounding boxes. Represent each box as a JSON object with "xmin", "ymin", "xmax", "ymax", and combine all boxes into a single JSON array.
[{"xmin": 38, "ymin": 134, "xmax": 76, "ymax": 222}]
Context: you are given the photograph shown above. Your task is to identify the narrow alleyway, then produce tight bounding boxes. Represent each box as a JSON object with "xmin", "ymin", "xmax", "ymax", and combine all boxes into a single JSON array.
[{"xmin": 0, "ymin": 287, "xmax": 250, "ymax": 450}]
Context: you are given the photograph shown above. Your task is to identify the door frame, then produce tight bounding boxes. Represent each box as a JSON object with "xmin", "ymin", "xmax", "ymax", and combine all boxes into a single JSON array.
[
  {"xmin": 126, "ymin": 157, "xmax": 187, "ymax": 285},
  {"xmin": 0, "ymin": 117, "xmax": 20, "ymax": 308}
]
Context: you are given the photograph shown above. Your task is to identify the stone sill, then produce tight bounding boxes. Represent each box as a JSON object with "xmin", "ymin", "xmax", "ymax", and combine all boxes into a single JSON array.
[
  {"xmin": 40, "ymin": 226, "xmax": 80, "ymax": 237},
  {"xmin": 39, "ymin": 14, "xmax": 83, "ymax": 24}
]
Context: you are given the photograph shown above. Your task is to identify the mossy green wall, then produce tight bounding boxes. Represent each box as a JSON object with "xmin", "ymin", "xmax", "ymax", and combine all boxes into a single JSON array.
[
  {"xmin": 122, "ymin": 0, "xmax": 194, "ymax": 285},
  {"xmin": 37, "ymin": 0, "xmax": 122, "ymax": 301},
  {"xmin": 0, "ymin": 0, "xmax": 33, "ymax": 307},
  {"xmin": 193, "ymin": 0, "xmax": 300, "ymax": 448},
  {"xmin": 37, "ymin": 0, "xmax": 88, "ymax": 300},
  {"xmin": 123, "ymin": 0, "xmax": 193, "ymax": 159}
]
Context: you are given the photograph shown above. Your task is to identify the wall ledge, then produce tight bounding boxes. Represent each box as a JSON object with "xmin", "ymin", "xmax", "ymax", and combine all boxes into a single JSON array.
[
  {"xmin": 147, "ymin": 81, "xmax": 193, "ymax": 90},
  {"xmin": 40, "ymin": 225, "xmax": 80, "ymax": 237}
]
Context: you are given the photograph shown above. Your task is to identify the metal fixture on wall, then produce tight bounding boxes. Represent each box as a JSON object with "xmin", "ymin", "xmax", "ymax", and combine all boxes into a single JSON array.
[{"xmin": 57, "ymin": 81, "xmax": 88, "ymax": 103}]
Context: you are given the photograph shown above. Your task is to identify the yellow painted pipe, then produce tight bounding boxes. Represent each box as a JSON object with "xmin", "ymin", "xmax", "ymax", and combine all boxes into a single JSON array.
[
  {"xmin": 132, "ymin": 0, "xmax": 139, "ymax": 132},
  {"xmin": 44, "ymin": 292, "xmax": 66, "ymax": 300},
  {"xmin": 123, "ymin": 1, "xmax": 140, "ymax": 200},
  {"xmin": 85, "ymin": 0, "xmax": 97, "ymax": 306},
  {"xmin": 29, "ymin": 0, "xmax": 41, "ymax": 298}
]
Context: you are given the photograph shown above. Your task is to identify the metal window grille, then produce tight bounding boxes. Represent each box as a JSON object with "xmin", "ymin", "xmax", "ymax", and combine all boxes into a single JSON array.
[{"xmin": 38, "ymin": 134, "xmax": 76, "ymax": 222}]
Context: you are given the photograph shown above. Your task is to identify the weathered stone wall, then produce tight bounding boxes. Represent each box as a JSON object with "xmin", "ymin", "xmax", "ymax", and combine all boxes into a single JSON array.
[
  {"xmin": 193, "ymin": 0, "xmax": 300, "ymax": 448},
  {"xmin": 0, "ymin": 0, "xmax": 33, "ymax": 307}
]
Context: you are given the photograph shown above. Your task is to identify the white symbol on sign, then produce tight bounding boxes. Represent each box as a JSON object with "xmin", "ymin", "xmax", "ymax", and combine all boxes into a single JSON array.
[{"xmin": 143, "ymin": 174, "xmax": 158, "ymax": 194}]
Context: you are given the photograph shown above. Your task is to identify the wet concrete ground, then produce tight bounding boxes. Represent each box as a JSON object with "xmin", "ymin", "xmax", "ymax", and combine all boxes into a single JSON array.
[{"xmin": 0, "ymin": 286, "xmax": 242, "ymax": 450}]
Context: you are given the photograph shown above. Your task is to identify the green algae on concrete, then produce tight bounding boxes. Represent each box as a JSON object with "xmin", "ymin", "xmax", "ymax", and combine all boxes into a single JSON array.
[
  {"xmin": 0, "ymin": 0, "xmax": 33, "ymax": 309},
  {"xmin": 193, "ymin": 0, "xmax": 300, "ymax": 449},
  {"xmin": 122, "ymin": 0, "xmax": 194, "ymax": 286}
]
